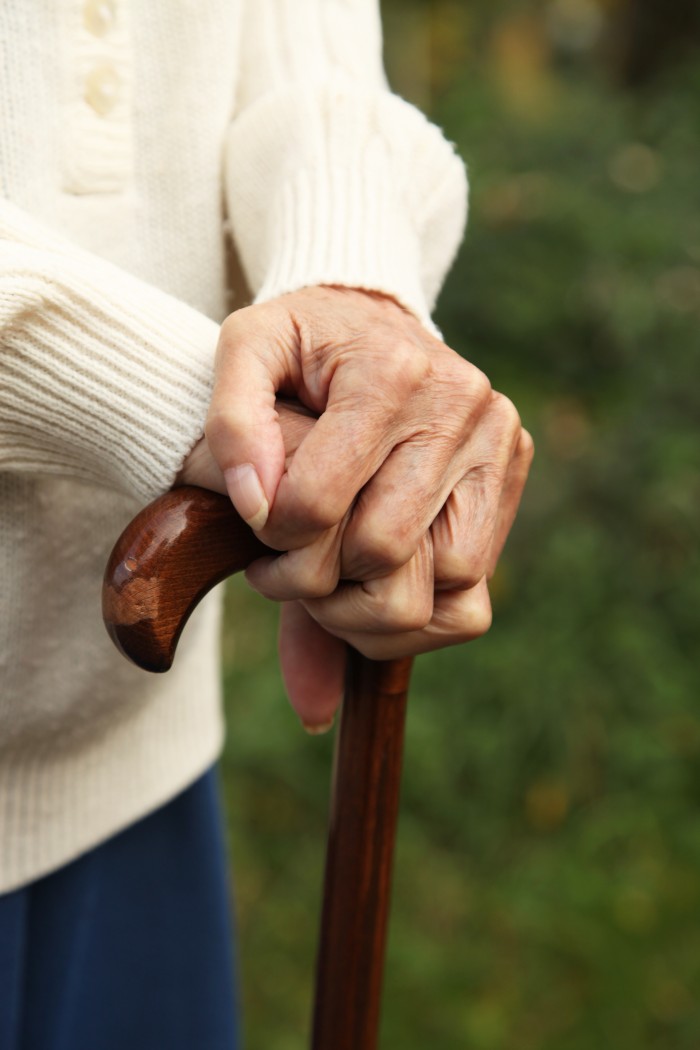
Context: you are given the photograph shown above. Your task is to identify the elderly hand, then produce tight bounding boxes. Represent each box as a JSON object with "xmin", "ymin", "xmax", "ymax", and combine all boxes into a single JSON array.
[{"xmin": 181, "ymin": 286, "xmax": 533, "ymax": 729}]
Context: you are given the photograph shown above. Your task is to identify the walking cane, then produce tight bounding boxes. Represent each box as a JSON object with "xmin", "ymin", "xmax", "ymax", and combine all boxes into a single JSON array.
[{"xmin": 103, "ymin": 484, "xmax": 414, "ymax": 1050}]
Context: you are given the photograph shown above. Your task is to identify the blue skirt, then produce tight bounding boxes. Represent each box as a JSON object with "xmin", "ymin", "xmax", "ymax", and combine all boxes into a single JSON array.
[{"xmin": 0, "ymin": 768, "xmax": 239, "ymax": 1050}]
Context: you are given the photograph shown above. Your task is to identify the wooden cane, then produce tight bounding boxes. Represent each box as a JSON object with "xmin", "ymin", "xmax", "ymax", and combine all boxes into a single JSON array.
[{"xmin": 102, "ymin": 485, "xmax": 413, "ymax": 1050}]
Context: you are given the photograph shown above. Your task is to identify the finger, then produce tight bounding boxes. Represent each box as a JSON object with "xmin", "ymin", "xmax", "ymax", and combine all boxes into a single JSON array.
[
  {"xmin": 331, "ymin": 578, "xmax": 493, "ymax": 662},
  {"xmin": 206, "ymin": 305, "xmax": 299, "ymax": 532},
  {"xmin": 339, "ymin": 418, "xmax": 479, "ymax": 580},
  {"xmin": 178, "ymin": 399, "xmax": 316, "ymax": 497},
  {"xmin": 430, "ymin": 477, "xmax": 498, "ymax": 591},
  {"xmin": 431, "ymin": 394, "xmax": 523, "ymax": 589},
  {"xmin": 278, "ymin": 601, "xmax": 346, "ymax": 733},
  {"xmin": 486, "ymin": 428, "xmax": 534, "ymax": 576},
  {"xmin": 244, "ymin": 517, "xmax": 345, "ymax": 601},
  {"xmin": 304, "ymin": 534, "xmax": 435, "ymax": 635},
  {"xmin": 263, "ymin": 354, "xmax": 415, "ymax": 550},
  {"xmin": 338, "ymin": 372, "xmax": 494, "ymax": 581}
]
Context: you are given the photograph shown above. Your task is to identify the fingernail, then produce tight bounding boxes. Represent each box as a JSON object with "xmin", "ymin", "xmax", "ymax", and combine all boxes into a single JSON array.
[
  {"xmin": 301, "ymin": 718, "xmax": 335, "ymax": 736},
  {"xmin": 224, "ymin": 464, "xmax": 269, "ymax": 531}
]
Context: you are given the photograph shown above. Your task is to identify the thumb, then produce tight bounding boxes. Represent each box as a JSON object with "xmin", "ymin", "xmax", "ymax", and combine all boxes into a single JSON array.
[
  {"xmin": 206, "ymin": 307, "xmax": 298, "ymax": 531},
  {"xmin": 279, "ymin": 602, "xmax": 346, "ymax": 733}
]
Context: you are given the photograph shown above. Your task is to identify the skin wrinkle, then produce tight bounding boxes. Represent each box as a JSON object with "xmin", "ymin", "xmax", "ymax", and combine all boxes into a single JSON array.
[
  {"xmin": 341, "ymin": 426, "xmax": 470, "ymax": 578},
  {"xmin": 346, "ymin": 466, "xmax": 436, "ymax": 573},
  {"xmin": 246, "ymin": 513, "xmax": 346, "ymax": 601},
  {"xmin": 181, "ymin": 284, "xmax": 533, "ymax": 723},
  {"xmin": 275, "ymin": 386, "xmax": 401, "ymax": 533},
  {"xmin": 309, "ymin": 582, "xmax": 492, "ymax": 663},
  {"xmin": 434, "ymin": 476, "xmax": 509, "ymax": 591}
]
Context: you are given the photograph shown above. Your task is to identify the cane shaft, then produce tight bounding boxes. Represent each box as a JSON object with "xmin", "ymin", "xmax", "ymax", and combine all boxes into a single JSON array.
[{"xmin": 312, "ymin": 652, "xmax": 412, "ymax": 1050}]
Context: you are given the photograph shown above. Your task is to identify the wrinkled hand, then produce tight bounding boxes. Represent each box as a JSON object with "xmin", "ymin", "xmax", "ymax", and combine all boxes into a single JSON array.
[{"xmin": 180, "ymin": 286, "xmax": 533, "ymax": 730}]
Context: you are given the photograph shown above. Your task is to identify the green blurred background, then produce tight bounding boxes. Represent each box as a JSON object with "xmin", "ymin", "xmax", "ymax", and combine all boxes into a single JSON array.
[{"xmin": 221, "ymin": 2, "xmax": 700, "ymax": 1047}]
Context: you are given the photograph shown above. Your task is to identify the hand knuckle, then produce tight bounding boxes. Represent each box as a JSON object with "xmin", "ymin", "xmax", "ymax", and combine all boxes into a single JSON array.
[
  {"xmin": 471, "ymin": 601, "xmax": 493, "ymax": 638},
  {"xmin": 456, "ymin": 587, "xmax": 493, "ymax": 639},
  {"xmin": 374, "ymin": 592, "xmax": 433, "ymax": 633},
  {"xmin": 217, "ymin": 308, "xmax": 253, "ymax": 351},
  {"xmin": 399, "ymin": 346, "xmax": 431, "ymax": 391},
  {"xmin": 492, "ymin": 391, "xmax": 521, "ymax": 432},
  {"xmin": 407, "ymin": 600, "xmax": 434, "ymax": 632},
  {"xmin": 301, "ymin": 496, "xmax": 342, "ymax": 532},
  {"xmin": 468, "ymin": 367, "xmax": 492, "ymax": 406},
  {"xmin": 437, "ymin": 551, "xmax": 485, "ymax": 591},
  {"xmin": 296, "ymin": 567, "xmax": 337, "ymax": 599},
  {"xmin": 376, "ymin": 341, "xmax": 429, "ymax": 396},
  {"xmin": 448, "ymin": 365, "xmax": 491, "ymax": 427},
  {"xmin": 205, "ymin": 407, "xmax": 238, "ymax": 448},
  {"xmin": 216, "ymin": 317, "xmax": 236, "ymax": 350},
  {"xmin": 288, "ymin": 478, "xmax": 345, "ymax": 532},
  {"xmin": 218, "ymin": 311, "xmax": 240, "ymax": 340},
  {"xmin": 520, "ymin": 429, "xmax": 535, "ymax": 458},
  {"xmin": 355, "ymin": 531, "xmax": 415, "ymax": 575}
]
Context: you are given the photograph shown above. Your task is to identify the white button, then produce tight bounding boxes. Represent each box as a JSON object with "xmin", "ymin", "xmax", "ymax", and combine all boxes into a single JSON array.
[
  {"xmin": 84, "ymin": 0, "xmax": 117, "ymax": 37},
  {"xmin": 85, "ymin": 63, "xmax": 120, "ymax": 116}
]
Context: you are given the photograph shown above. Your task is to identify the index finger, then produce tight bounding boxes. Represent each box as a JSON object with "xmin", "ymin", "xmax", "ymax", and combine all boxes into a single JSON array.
[{"xmin": 261, "ymin": 355, "xmax": 413, "ymax": 550}]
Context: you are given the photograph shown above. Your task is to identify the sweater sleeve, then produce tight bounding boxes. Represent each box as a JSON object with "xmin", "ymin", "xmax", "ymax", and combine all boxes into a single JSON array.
[
  {"xmin": 224, "ymin": 0, "xmax": 468, "ymax": 332},
  {"xmin": 0, "ymin": 200, "xmax": 219, "ymax": 502}
]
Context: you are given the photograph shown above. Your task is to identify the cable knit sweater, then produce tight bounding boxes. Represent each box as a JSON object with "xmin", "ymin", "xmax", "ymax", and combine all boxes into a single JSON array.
[{"xmin": 0, "ymin": 0, "xmax": 467, "ymax": 892}]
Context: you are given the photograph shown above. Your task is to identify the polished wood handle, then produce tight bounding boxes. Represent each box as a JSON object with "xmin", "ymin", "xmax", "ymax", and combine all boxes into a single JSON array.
[
  {"xmin": 102, "ymin": 486, "xmax": 267, "ymax": 672},
  {"xmin": 102, "ymin": 485, "xmax": 412, "ymax": 1050}
]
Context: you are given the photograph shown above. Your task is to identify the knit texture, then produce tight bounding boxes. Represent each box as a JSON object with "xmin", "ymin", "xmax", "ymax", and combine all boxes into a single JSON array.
[{"xmin": 0, "ymin": 0, "xmax": 467, "ymax": 892}]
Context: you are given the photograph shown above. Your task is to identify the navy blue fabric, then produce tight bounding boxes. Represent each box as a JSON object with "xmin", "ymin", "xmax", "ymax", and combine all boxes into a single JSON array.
[{"xmin": 0, "ymin": 769, "xmax": 239, "ymax": 1050}]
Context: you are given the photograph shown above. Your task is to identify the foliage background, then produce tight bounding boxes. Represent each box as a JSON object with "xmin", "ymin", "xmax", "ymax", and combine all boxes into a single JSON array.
[{"xmin": 221, "ymin": 2, "xmax": 700, "ymax": 1047}]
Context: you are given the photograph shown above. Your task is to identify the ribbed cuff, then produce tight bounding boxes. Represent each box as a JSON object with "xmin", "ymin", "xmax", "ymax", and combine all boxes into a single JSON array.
[
  {"xmin": 225, "ymin": 83, "xmax": 468, "ymax": 333},
  {"xmin": 0, "ymin": 240, "xmax": 218, "ymax": 502},
  {"xmin": 253, "ymin": 162, "xmax": 427, "ymax": 319}
]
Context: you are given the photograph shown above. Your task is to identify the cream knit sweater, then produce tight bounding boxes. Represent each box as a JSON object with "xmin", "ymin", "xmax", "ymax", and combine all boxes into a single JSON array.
[{"xmin": 0, "ymin": 0, "xmax": 467, "ymax": 892}]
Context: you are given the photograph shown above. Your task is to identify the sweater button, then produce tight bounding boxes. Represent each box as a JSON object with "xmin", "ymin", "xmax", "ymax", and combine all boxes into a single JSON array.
[
  {"xmin": 84, "ymin": 0, "xmax": 117, "ymax": 36},
  {"xmin": 85, "ymin": 63, "xmax": 120, "ymax": 116}
]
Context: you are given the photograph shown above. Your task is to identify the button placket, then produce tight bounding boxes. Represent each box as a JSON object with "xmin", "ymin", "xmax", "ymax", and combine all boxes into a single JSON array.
[{"xmin": 61, "ymin": 0, "xmax": 133, "ymax": 195}]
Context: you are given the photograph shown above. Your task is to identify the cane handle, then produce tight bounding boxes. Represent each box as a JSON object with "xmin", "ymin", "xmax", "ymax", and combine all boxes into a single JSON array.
[{"xmin": 102, "ymin": 486, "xmax": 267, "ymax": 672}]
